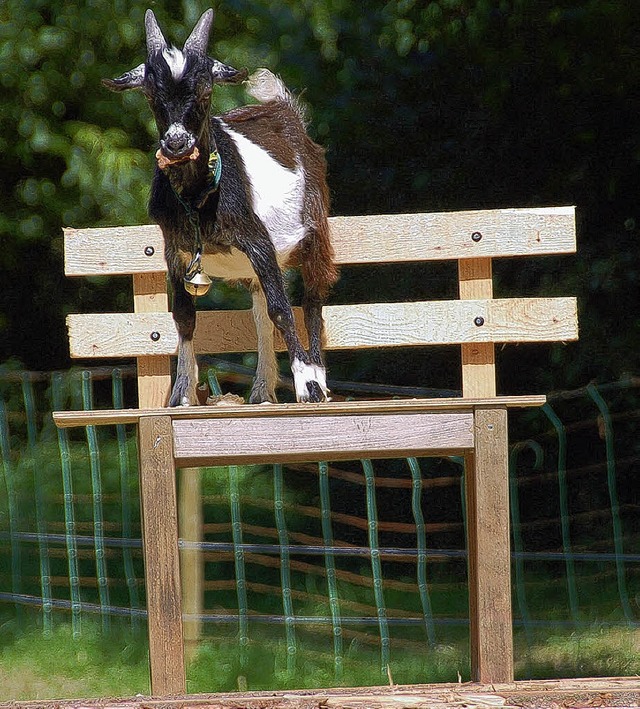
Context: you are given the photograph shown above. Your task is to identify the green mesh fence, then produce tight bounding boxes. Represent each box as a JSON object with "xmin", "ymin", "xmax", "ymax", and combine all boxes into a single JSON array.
[{"xmin": 0, "ymin": 365, "xmax": 639, "ymax": 684}]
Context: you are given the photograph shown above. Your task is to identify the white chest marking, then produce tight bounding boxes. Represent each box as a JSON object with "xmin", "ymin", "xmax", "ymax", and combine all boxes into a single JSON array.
[{"xmin": 220, "ymin": 123, "xmax": 307, "ymax": 254}]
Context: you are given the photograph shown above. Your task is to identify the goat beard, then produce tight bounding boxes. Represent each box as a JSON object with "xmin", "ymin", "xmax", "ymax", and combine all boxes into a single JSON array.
[{"xmin": 155, "ymin": 146, "xmax": 200, "ymax": 170}]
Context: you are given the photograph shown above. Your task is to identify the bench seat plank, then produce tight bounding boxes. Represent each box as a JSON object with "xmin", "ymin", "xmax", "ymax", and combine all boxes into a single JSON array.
[{"xmin": 52, "ymin": 395, "xmax": 546, "ymax": 428}]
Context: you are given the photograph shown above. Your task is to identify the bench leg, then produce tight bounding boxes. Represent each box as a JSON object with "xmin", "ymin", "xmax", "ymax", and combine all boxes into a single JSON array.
[
  {"xmin": 179, "ymin": 467, "xmax": 203, "ymax": 665},
  {"xmin": 138, "ymin": 415, "xmax": 186, "ymax": 695},
  {"xmin": 465, "ymin": 407, "xmax": 514, "ymax": 683}
]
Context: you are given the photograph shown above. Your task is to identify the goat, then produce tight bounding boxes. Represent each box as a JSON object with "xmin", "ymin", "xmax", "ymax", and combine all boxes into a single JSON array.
[{"xmin": 103, "ymin": 9, "xmax": 337, "ymax": 405}]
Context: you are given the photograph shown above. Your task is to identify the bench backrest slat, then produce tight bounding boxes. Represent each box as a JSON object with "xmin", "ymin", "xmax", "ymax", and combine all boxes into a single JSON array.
[
  {"xmin": 64, "ymin": 207, "xmax": 576, "ymax": 276},
  {"xmin": 67, "ymin": 297, "xmax": 578, "ymax": 359}
]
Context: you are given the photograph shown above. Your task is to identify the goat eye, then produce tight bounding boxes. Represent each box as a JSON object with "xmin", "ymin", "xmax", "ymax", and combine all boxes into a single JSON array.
[{"xmin": 200, "ymin": 86, "xmax": 212, "ymax": 101}]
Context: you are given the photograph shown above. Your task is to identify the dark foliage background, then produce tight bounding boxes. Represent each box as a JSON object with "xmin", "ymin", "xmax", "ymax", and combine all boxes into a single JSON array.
[{"xmin": 1, "ymin": 0, "xmax": 639, "ymax": 395}]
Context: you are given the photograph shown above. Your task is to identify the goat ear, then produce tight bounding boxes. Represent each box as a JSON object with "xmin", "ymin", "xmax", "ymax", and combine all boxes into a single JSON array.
[
  {"xmin": 210, "ymin": 59, "xmax": 249, "ymax": 84},
  {"xmin": 102, "ymin": 64, "xmax": 146, "ymax": 92}
]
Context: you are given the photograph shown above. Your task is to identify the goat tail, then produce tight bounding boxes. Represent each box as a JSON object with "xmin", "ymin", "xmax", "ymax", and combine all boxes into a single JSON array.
[{"xmin": 246, "ymin": 68, "xmax": 308, "ymax": 123}]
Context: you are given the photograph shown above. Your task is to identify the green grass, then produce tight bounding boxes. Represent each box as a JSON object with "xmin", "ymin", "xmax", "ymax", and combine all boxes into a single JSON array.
[
  {"xmin": 0, "ymin": 616, "xmax": 638, "ymax": 702},
  {"xmin": 0, "ymin": 620, "xmax": 149, "ymax": 701}
]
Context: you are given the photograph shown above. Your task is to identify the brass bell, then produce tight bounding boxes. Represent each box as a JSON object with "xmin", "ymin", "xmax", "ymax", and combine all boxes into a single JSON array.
[{"xmin": 184, "ymin": 268, "xmax": 212, "ymax": 297}]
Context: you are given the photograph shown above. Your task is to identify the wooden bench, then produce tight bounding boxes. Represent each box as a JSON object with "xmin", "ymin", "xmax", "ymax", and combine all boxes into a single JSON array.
[{"xmin": 53, "ymin": 206, "xmax": 578, "ymax": 696}]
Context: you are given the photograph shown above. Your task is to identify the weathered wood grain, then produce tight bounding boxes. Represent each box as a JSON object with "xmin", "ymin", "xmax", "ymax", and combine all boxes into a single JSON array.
[
  {"xmin": 459, "ymin": 259, "xmax": 496, "ymax": 397},
  {"xmin": 65, "ymin": 224, "xmax": 167, "ymax": 275},
  {"xmin": 5, "ymin": 676, "xmax": 640, "ymax": 709},
  {"xmin": 67, "ymin": 297, "xmax": 578, "ymax": 358},
  {"xmin": 329, "ymin": 206, "xmax": 576, "ymax": 264},
  {"xmin": 52, "ymin": 395, "xmax": 546, "ymax": 428},
  {"xmin": 178, "ymin": 467, "xmax": 203, "ymax": 665},
  {"xmin": 133, "ymin": 272, "xmax": 171, "ymax": 408},
  {"xmin": 138, "ymin": 415, "xmax": 186, "ymax": 695},
  {"xmin": 63, "ymin": 206, "xmax": 576, "ymax": 275},
  {"xmin": 466, "ymin": 407, "xmax": 513, "ymax": 683},
  {"xmin": 172, "ymin": 411, "xmax": 475, "ymax": 466}
]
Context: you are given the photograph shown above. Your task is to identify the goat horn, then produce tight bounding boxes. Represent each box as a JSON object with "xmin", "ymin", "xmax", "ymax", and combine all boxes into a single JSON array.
[
  {"xmin": 145, "ymin": 9, "xmax": 167, "ymax": 55},
  {"xmin": 183, "ymin": 8, "xmax": 214, "ymax": 55}
]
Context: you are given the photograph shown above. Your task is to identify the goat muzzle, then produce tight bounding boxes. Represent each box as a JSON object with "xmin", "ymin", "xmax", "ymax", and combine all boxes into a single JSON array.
[{"xmin": 156, "ymin": 146, "xmax": 200, "ymax": 170}]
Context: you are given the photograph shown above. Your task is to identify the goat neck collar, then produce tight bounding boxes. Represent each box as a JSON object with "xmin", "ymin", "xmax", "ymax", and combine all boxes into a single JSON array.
[{"xmin": 161, "ymin": 149, "xmax": 222, "ymax": 212}]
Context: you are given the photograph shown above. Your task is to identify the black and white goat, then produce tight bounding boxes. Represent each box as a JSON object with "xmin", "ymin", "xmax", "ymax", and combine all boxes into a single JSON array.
[{"xmin": 103, "ymin": 9, "xmax": 337, "ymax": 405}]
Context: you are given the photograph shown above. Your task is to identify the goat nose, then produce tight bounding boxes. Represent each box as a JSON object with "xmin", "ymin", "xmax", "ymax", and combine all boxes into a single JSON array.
[
  {"xmin": 161, "ymin": 123, "xmax": 194, "ymax": 158},
  {"xmin": 165, "ymin": 134, "xmax": 187, "ymax": 153}
]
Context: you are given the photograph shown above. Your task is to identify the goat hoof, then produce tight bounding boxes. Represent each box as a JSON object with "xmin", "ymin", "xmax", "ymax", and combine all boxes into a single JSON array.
[
  {"xmin": 249, "ymin": 380, "xmax": 278, "ymax": 404},
  {"xmin": 168, "ymin": 377, "xmax": 197, "ymax": 407},
  {"xmin": 292, "ymin": 359, "xmax": 330, "ymax": 403},
  {"xmin": 303, "ymin": 380, "xmax": 327, "ymax": 403}
]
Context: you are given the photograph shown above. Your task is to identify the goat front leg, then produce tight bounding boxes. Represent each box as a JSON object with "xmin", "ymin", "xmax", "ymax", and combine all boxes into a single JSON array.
[
  {"xmin": 241, "ymin": 241, "xmax": 328, "ymax": 403},
  {"xmin": 169, "ymin": 276, "xmax": 199, "ymax": 407}
]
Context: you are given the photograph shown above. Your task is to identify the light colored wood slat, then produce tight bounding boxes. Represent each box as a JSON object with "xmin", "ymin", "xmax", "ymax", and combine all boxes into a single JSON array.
[
  {"xmin": 322, "ymin": 298, "xmax": 578, "ymax": 349},
  {"xmin": 330, "ymin": 206, "xmax": 576, "ymax": 264},
  {"xmin": 466, "ymin": 407, "xmax": 513, "ymax": 683},
  {"xmin": 459, "ymin": 259, "xmax": 496, "ymax": 397},
  {"xmin": 137, "ymin": 415, "xmax": 186, "ymax": 695},
  {"xmin": 52, "ymin": 396, "xmax": 547, "ymax": 428},
  {"xmin": 172, "ymin": 411, "xmax": 475, "ymax": 466},
  {"xmin": 133, "ymin": 272, "xmax": 171, "ymax": 409},
  {"xmin": 65, "ymin": 224, "xmax": 167, "ymax": 275},
  {"xmin": 67, "ymin": 312, "xmax": 179, "ymax": 358},
  {"xmin": 63, "ymin": 207, "xmax": 576, "ymax": 275},
  {"xmin": 67, "ymin": 297, "xmax": 578, "ymax": 358}
]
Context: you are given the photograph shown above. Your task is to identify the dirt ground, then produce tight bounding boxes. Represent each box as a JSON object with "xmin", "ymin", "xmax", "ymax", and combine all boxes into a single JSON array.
[{"xmin": 1, "ymin": 677, "xmax": 639, "ymax": 709}]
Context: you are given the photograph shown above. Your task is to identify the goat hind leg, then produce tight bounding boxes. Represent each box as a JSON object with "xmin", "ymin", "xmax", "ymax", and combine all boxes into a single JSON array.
[
  {"xmin": 241, "ymin": 241, "xmax": 327, "ymax": 403},
  {"xmin": 299, "ymin": 229, "xmax": 337, "ymax": 402},
  {"xmin": 169, "ymin": 335, "xmax": 199, "ymax": 406},
  {"xmin": 302, "ymin": 291, "xmax": 330, "ymax": 401},
  {"xmin": 248, "ymin": 282, "xmax": 279, "ymax": 403}
]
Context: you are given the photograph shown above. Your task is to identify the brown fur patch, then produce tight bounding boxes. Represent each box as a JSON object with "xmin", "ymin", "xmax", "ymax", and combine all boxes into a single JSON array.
[{"xmin": 222, "ymin": 102, "xmax": 303, "ymax": 170}]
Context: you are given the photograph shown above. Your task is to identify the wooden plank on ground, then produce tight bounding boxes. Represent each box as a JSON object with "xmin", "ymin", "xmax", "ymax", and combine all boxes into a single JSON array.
[
  {"xmin": 5, "ymin": 676, "xmax": 639, "ymax": 708},
  {"xmin": 63, "ymin": 206, "xmax": 576, "ymax": 275},
  {"xmin": 67, "ymin": 297, "xmax": 578, "ymax": 358},
  {"xmin": 138, "ymin": 415, "xmax": 186, "ymax": 696}
]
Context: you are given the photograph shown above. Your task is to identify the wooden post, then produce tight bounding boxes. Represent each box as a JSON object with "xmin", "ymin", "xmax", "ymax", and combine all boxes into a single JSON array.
[
  {"xmin": 138, "ymin": 415, "xmax": 186, "ymax": 695},
  {"xmin": 458, "ymin": 258, "xmax": 496, "ymax": 398},
  {"xmin": 459, "ymin": 258, "xmax": 513, "ymax": 682},
  {"xmin": 465, "ymin": 406, "xmax": 513, "ymax": 683},
  {"xmin": 133, "ymin": 272, "xmax": 172, "ymax": 409},
  {"xmin": 179, "ymin": 467, "xmax": 203, "ymax": 664}
]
